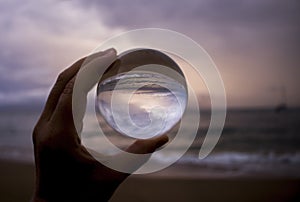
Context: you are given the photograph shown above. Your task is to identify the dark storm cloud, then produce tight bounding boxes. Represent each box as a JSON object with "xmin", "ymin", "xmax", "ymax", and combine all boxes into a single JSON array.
[
  {"xmin": 77, "ymin": 0, "xmax": 300, "ymax": 106},
  {"xmin": 79, "ymin": 0, "xmax": 300, "ymax": 55},
  {"xmin": 76, "ymin": 0, "xmax": 300, "ymax": 72},
  {"xmin": 78, "ymin": 0, "xmax": 300, "ymax": 29}
]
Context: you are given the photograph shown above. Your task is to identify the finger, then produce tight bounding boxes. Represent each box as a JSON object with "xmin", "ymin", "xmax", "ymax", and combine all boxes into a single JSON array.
[
  {"xmin": 51, "ymin": 48, "xmax": 117, "ymax": 126},
  {"xmin": 50, "ymin": 76, "xmax": 76, "ymax": 125},
  {"xmin": 71, "ymin": 48, "xmax": 117, "ymax": 135},
  {"xmin": 39, "ymin": 49, "xmax": 117, "ymax": 123},
  {"xmin": 126, "ymin": 134, "xmax": 169, "ymax": 154},
  {"xmin": 39, "ymin": 58, "xmax": 86, "ymax": 121},
  {"xmin": 82, "ymin": 49, "xmax": 116, "ymax": 66}
]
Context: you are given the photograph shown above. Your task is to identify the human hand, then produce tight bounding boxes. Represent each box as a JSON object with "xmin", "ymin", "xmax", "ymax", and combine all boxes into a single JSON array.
[{"xmin": 32, "ymin": 49, "xmax": 169, "ymax": 202}]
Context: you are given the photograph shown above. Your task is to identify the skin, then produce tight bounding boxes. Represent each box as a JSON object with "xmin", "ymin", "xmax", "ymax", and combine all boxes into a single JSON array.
[{"xmin": 32, "ymin": 49, "xmax": 169, "ymax": 202}]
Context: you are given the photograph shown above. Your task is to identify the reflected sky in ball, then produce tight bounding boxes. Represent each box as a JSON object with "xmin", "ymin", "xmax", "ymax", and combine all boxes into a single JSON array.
[{"xmin": 96, "ymin": 72, "xmax": 187, "ymax": 139}]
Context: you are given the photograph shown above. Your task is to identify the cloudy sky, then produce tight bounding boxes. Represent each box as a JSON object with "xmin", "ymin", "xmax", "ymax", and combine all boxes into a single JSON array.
[{"xmin": 0, "ymin": 0, "xmax": 299, "ymax": 108}]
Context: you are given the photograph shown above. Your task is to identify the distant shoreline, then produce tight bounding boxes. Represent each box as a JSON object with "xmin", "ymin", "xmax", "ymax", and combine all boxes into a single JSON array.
[{"xmin": 1, "ymin": 102, "xmax": 300, "ymax": 113}]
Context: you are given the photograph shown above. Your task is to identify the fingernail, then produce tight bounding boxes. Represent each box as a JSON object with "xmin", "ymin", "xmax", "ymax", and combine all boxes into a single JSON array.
[{"xmin": 103, "ymin": 48, "xmax": 117, "ymax": 55}]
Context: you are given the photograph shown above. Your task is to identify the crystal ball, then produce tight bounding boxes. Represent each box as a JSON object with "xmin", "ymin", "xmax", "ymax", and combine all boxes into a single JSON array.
[{"xmin": 95, "ymin": 49, "xmax": 187, "ymax": 139}]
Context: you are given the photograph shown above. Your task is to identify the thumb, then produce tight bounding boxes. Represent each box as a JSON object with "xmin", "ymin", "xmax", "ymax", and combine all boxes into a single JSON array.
[
  {"xmin": 86, "ymin": 134, "xmax": 169, "ymax": 174},
  {"xmin": 126, "ymin": 134, "xmax": 169, "ymax": 154}
]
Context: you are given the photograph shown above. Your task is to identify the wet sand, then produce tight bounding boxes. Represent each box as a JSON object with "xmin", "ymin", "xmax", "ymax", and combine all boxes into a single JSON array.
[
  {"xmin": 0, "ymin": 160, "xmax": 299, "ymax": 202},
  {"xmin": 112, "ymin": 176, "xmax": 300, "ymax": 202}
]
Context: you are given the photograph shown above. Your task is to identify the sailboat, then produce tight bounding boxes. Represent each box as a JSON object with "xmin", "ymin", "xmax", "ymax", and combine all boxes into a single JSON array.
[{"xmin": 275, "ymin": 86, "xmax": 287, "ymax": 113}]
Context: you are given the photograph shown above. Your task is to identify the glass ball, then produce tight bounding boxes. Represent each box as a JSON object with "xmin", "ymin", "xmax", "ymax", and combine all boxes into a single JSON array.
[{"xmin": 95, "ymin": 49, "xmax": 187, "ymax": 139}]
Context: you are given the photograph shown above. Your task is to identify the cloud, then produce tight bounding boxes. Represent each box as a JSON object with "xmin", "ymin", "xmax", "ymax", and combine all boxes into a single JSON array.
[
  {"xmin": 0, "ymin": 0, "xmax": 124, "ymax": 105},
  {"xmin": 76, "ymin": 0, "xmax": 300, "ymax": 61},
  {"xmin": 76, "ymin": 0, "xmax": 300, "ymax": 107},
  {"xmin": 0, "ymin": 0, "xmax": 299, "ymax": 107}
]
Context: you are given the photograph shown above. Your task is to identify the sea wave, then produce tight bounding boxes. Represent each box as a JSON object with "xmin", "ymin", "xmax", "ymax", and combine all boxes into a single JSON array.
[
  {"xmin": 152, "ymin": 151, "xmax": 300, "ymax": 177},
  {"xmin": 0, "ymin": 146, "xmax": 34, "ymax": 163}
]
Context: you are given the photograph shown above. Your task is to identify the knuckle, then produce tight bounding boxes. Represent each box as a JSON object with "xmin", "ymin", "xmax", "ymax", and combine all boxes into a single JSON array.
[
  {"xmin": 32, "ymin": 124, "xmax": 46, "ymax": 146},
  {"xmin": 57, "ymin": 71, "xmax": 67, "ymax": 83},
  {"xmin": 34, "ymin": 126, "xmax": 57, "ymax": 149},
  {"xmin": 63, "ymin": 78, "xmax": 75, "ymax": 94}
]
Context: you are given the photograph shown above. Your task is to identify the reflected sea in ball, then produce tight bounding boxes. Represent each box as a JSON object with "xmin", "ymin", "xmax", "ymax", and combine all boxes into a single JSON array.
[{"xmin": 96, "ymin": 71, "xmax": 187, "ymax": 139}]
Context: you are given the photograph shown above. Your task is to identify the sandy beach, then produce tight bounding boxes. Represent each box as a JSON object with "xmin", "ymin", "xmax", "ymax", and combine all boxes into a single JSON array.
[
  {"xmin": 1, "ymin": 160, "xmax": 299, "ymax": 202},
  {"xmin": 0, "ymin": 160, "xmax": 34, "ymax": 202}
]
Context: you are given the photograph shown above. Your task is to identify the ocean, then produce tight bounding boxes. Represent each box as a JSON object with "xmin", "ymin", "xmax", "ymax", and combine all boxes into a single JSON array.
[{"xmin": 0, "ymin": 106, "xmax": 300, "ymax": 178}]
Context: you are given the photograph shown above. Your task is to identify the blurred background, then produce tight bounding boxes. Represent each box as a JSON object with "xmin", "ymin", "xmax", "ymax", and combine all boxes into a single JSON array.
[{"xmin": 0, "ymin": 0, "xmax": 299, "ymax": 201}]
